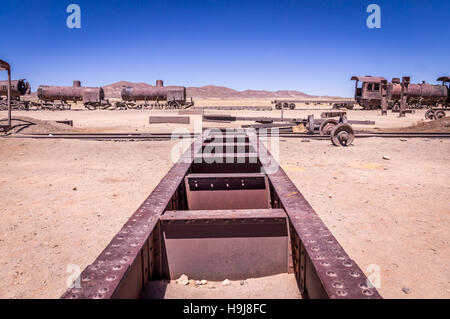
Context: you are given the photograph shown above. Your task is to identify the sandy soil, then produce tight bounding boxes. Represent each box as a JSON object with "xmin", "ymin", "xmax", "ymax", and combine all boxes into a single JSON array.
[
  {"xmin": 0, "ymin": 106, "xmax": 449, "ymax": 299},
  {"xmin": 0, "ymin": 139, "xmax": 178, "ymax": 298}
]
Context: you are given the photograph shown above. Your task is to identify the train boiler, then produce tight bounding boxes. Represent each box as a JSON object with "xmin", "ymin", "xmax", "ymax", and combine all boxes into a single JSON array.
[
  {"xmin": 386, "ymin": 78, "xmax": 448, "ymax": 109},
  {"xmin": 36, "ymin": 81, "xmax": 109, "ymax": 110},
  {"xmin": 118, "ymin": 80, "xmax": 194, "ymax": 109}
]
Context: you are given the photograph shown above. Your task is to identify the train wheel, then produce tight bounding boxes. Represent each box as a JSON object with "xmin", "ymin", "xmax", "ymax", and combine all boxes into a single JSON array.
[
  {"xmin": 168, "ymin": 101, "xmax": 180, "ymax": 109},
  {"xmin": 283, "ymin": 103, "xmax": 288, "ymax": 109},
  {"xmin": 331, "ymin": 123, "xmax": 354, "ymax": 147},
  {"xmin": 319, "ymin": 119, "xmax": 338, "ymax": 136},
  {"xmin": 425, "ymin": 109, "xmax": 435, "ymax": 120},
  {"xmin": 275, "ymin": 103, "xmax": 282, "ymax": 110},
  {"xmin": 289, "ymin": 103, "xmax": 296, "ymax": 110},
  {"xmin": 433, "ymin": 110, "xmax": 446, "ymax": 120}
]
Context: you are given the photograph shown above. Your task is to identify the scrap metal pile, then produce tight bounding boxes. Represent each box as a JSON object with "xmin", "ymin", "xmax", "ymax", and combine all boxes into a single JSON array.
[{"xmin": 202, "ymin": 112, "xmax": 363, "ymax": 146}]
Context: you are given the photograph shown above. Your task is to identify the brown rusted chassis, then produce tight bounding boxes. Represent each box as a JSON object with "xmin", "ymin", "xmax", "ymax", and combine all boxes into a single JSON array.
[{"xmin": 62, "ymin": 128, "xmax": 380, "ymax": 299}]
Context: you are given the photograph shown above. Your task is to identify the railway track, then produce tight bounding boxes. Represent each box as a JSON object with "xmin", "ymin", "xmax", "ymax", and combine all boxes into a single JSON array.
[
  {"xmin": 61, "ymin": 128, "xmax": 382, "ymax": 299},
  {"xmin": 2, "ymin": 131, "xmax": 450, "ymax": 141}
]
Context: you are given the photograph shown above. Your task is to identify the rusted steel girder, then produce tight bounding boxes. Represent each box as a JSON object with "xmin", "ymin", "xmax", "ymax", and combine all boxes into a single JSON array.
[{"xmin": 61, "ymin": 129, "xmax": 381, "ymax": 299}]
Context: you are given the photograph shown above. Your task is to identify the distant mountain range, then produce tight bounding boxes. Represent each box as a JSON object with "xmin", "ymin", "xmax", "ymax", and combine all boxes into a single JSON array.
[{"xmin": 102, "ymin": 81, "xmax": 340, "ymax": 99}]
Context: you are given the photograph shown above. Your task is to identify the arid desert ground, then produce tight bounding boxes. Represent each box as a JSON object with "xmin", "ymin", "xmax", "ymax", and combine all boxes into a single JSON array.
[{"xmin": 0, "ymin": 101, "xmax": 449, "ymax": 299}]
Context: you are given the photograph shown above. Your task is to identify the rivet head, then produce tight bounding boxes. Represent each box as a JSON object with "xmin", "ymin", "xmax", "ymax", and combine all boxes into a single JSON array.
[
  {"xmin": 362, "ymin": 289, "xmax": 373, "ymax": 296},
  {"xmin": 350, "ymin": 271, "xmax": 360, "ymax": 277},
  {"xmin": 92, "ymin": 293, "xmax": 104, "ymax": 299},
  {"xmin": 332, "ymin": 282, "xmax": 344, "ymax": 289},
  {"xmin": 343, "ymin": 261, "xmax": 352, "ymax": 267},
  {"xmin": 315, "ymin": 255, "xmax": 325, "ymax": 260},
  {"xmin": 359, "ymin": 282, "xmax": 369, "ymax": 289},
  {"xmin": 336, "ymin": 289, "xmax": 347, "ymax": 297},
  {"xmin": 98, "ymin": 287, "xmax": 108, "ymax": 293},
  {"xmin": 112, "ymin": 265, "xmax": 122, "ymax": 271},
  {"xmin": 326, "ymin": 271, "xmax": 337, "ymax": 277},
  {"xmin": 106, "ymin": 275, "xmax": 116, "ymax": 281}
]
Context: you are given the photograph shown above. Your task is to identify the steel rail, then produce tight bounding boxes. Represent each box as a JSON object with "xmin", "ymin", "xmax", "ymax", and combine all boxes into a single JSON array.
[{"xmin": 2, "ymin": 131, "xmax": 450, "ymax": 140}]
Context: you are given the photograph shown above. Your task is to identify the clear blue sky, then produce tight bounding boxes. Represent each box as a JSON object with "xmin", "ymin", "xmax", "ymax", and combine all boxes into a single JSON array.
[{"xmin": 0, "ymin": 0, "xmax": 449, "ymax": 96}]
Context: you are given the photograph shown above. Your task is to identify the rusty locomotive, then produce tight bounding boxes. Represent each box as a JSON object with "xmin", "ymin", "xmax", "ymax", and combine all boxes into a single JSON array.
[
  {"xmin": 36, "ymin": 81, "xmax": 108, "ymax": 110},
  {"xmin": 273, "ymin": 75, "xmax": 449, "ymax": 111},
  {"xmin": 115, "ymin": 80, "xmax": 194, "ymax": 110},
  {"xmin": 351, "ymin": 75, "xmax": 450, "ymax": 110},
  {"xmin": 0, "ymin": 79, "xmax": 31, "ymax": 110},
  {"xmin": 1, "ymin": 79, "xmax": 193, "ymax": 111}
]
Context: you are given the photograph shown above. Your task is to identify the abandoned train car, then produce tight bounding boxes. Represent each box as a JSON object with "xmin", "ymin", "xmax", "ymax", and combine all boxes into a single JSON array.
[
  {"xmin": 352, "ymin": 75, "xmax": 449, "ymax": 110},
  {"xmin": 118, "ymin": 80, "xmax": 194, "ymax": 109}
]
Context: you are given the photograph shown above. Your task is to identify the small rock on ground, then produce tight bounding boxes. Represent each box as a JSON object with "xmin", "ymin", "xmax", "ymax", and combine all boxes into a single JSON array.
[{"xmin": 176, "ymin": 274, "xmax": 189, "ymax": 286}]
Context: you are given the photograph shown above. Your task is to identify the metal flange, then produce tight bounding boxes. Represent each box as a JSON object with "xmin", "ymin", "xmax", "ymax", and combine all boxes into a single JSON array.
[
  {"xmin": 425, "ymin": 109, "xmax": 435, "ymax": 120},
  {"xmin": 319, "ymin": 119, "xmax": 338, "ymax": 136},
  {"xmin": 330, "ymin": 123, "xmax": 355, "ymax": 147}
]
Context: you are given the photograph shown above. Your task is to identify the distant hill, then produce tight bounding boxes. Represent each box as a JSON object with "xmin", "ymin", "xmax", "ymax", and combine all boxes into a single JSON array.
[
  {"xmin": 102, "ymin": 81, "xmax": 339, "ymax": 99},
  {"xmin": 103, "ymin": 81, "xmax": 153, "ymax": 99}
]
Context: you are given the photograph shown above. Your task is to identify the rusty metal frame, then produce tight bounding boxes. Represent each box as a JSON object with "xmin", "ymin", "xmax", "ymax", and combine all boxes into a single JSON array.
[
  {"xmin": 246, "ymin": 130, "xmax": 381, "ymax": 298},
  {"xmin": 399, "ymin": 76, "xmax": 410, "ymax": 117},
  {"xmin": 62, "ymin": 129, "xmax": 381, "ymax": 299},
  {"xmin": 380, "ymin": 79, "xmax": 388, "ymax": 115},
  {"xmin": 149, "ymin": 116, "xmax": 190, "ymax": 124},
  {"xmin": 0, "ymin": 59, "xmax": 12, "ymax": 129}
]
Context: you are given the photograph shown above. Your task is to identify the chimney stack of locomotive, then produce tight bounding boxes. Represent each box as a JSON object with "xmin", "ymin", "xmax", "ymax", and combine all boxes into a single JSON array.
[
  {"xmin": 156, "ymin": 80, "xmax": 164, "ymax": 87},
  {"xmin": 73, "ymin": 80, "xmax": 81, "ymax": 87}
]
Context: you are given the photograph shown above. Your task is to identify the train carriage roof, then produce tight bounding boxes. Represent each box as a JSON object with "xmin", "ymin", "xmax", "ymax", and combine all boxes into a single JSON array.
[
  {"xmin": 437, "ymin": 76, "xmax": 450, "ymax": 82},
  {"xmin": 351, "ymin": 76, "xmax": 386, "ymax": 83}
]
